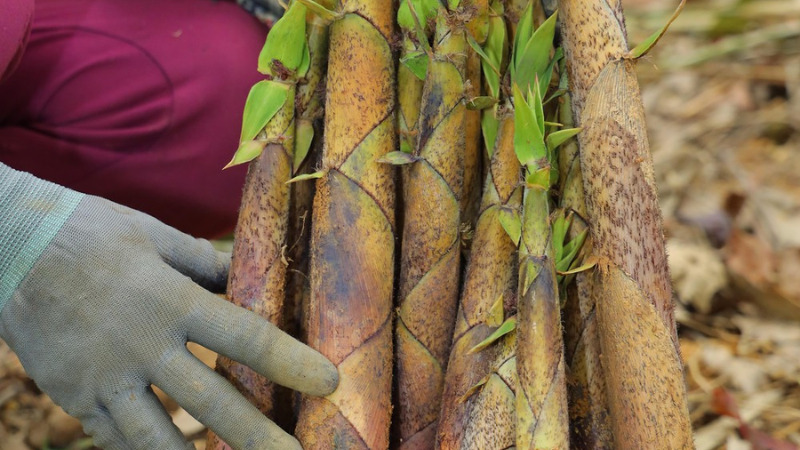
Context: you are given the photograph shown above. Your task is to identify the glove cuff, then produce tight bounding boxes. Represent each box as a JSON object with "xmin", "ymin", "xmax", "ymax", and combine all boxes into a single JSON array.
[{"xmin": 0, "ymin": 164, "xmax": 83, "ymax": 312}]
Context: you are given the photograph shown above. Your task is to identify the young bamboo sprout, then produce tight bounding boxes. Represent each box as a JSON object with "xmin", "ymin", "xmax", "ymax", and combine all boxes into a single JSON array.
[
  {"xmin": 294, "ymin": 0, "xmax": 397, "ymax": 448},
  {"xmin": 285, "ymin": 0, "xmax": 333, "ymax": 345},
  {"xmin": 559, "ymin": 0, "xmax": 693, "ymax": 447},
  {"xmin": 509, "ymin": 5, "xmax": 573, "ymax": 447},
  {"xmin": 397, "ymin": 0, "xmax": 438, "ymax": 156},
  {"xmin": 393, "ymin": 3, "xmax": 468, "ymax": 447},
  {"xmin": 437, "ymin": 114, "xmax": 521, "ymax": 449},
  {"xmin": 437, "ymin": 3, "xmax": 520, "ymax": 447},
  {"xmin": 208, "ymin": 3, "xmax": 310, "ymax": 447}
]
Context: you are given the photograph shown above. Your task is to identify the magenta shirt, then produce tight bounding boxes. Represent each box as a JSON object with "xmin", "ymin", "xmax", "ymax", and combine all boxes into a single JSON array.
[
  {"xmin": 0, "ymin": 0, "xmax": 34, "ymax": 82},
  {"xmin": 0, "ymin": 0, "xmax": 266, "ymax": 237}
]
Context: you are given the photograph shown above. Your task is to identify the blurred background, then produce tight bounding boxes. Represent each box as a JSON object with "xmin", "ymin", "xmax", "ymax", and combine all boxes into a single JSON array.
[
  {"xmin": 629, "ymin": 0, "xmax": 800, "ymax": 448},
  {"xmin": 2, "ymin": 0, "xmax": 800, "ymax": 448}
]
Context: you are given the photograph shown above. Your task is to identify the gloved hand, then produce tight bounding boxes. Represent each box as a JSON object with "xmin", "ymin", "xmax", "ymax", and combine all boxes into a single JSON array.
[{"xmin": 0, "ymin": 164, "xmax": 338, "ymax": 450}]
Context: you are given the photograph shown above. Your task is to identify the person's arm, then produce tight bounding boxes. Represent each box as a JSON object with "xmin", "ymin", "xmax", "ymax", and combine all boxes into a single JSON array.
[{"xmin": 0, "ymin": 163, "xmax": 338, "ymax": 449}]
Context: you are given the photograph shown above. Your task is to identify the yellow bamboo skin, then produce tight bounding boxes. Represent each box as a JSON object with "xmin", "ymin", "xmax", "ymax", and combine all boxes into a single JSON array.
[
  {"xmin": 460, "ymin": 0, "xmax": 489, "ymax": 237},
  {"xmin": 558, "ymin": 95, "xmax": 613, "ymax": 449},
  {"xmin": 208, "ymin": 83, "xmax": 297, "ymax": 449},
  {"xmin": 398, "ymin": 39, "xmax": 426, "ymax": 157},
  {"xmin": 437, "ymin": 115, "xmax": 521, "ymax": 450},
  {"xmin": 515, "ymin": 187, "xmax": 570, "ymax": 450},
  {"xmin": 559, "ymin": 0, "xmax": 693, "ymax": 447},
  {"xmin": 295, "ymin": 3, "xmax": 397, "ymax": 448},
  {"xmin": 580, "ymin": 60, "xmax": 693, "ymax": 448},
  {"xmin": 394, "ymin": 11, "xmax": 468, "ymax": 449}
]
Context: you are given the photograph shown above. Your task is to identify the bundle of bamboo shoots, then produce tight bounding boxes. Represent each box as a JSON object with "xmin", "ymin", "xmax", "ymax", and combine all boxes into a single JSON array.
[{"xmin": 213, "ymin": 0, "xmax": 694, "ymax": 448}]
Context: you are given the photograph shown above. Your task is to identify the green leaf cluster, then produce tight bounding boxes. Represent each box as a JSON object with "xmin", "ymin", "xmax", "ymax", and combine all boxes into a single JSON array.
[
  {"xmin": 476, "ymin": 1, "xmax": 508, "ymax": 156},
  {"xmin": 257, "ymin": 2, "xmax": 310, "ymax": 78},
  {"xmin": 397, "ymin": 0, "xmax": 438, "ymax": 33},
  {"xmin": 510, "ymin": 6, "xmax": 558, "ymax": 97},
  {"xmin": 226, "ymin": 81, "xmax": 291, "ymax": 168},
  {"xmin": 508, "ymin": 5, "xmax": 580, "ymax": 190},
  {"xmin": 397, "ymin": 0, "xmax": 439, "ymax": 81},
  {"xmin": 226, "ymin": 2, "xmax": 313, "ymax": 169},
  {"xmin": 550, "ymin": 210, "xmax": 596, "ymax": 304}
]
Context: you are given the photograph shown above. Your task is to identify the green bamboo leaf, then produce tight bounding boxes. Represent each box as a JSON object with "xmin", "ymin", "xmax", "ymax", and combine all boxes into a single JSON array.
[
  {"xmin": 482, "ymin": 108, "xmax": 500, "ymax": 158},
  {"xmin": 558, "ymin": 255, "xmax": 598, "ymax": 275},
  {"xmin": 400, "ymin": 138, "xmax": 414, "ymax": 154},
  {"xmin": 257, "ymin": 2, "xmax": 308, "ymax": 76},
  {"xmin": 468, "ymin": 35, "xmax": 500, "ymax": 75},
  {"xmin": 482, "ymin": 9, "xmax": 506, "ymax": 99},
  {"xmin": 400, "ymin": 50, "xmax": 429, "ymax": 81},
  {"xmin": 562, "ymin": 228, "xmax": 587, "ymax": 260},
  {"xmin": 400, "ymin": 0, "xmax": 436, "ymax": 55},
  {"xmin": 626, "ymin": 0, "xmax": 687, "ymax": 59},
  {"xmin": 398, "ymin": 0, "xmax": 438, "ymax": 31},
  {"xmin": 513, "ymin": 2, "xmax": 534, "ymax": 70},
  {"xmin": 544, "ymin": 88, "xmax": 568, "ymax": 105},
  {"xmin": 294, "ymin": 120, "xmax": 314, "ymax": 173},
  {"xmin": 224, "ymin": 139, "xmax": 267, "ymax": 169},
  {"xmin": 513, "ymin": 11, "xmax": 558, "ymax": 92},
  {"xmin": 498, "ymin": 207, "xmax": 522, "ymax": 246},
  {"xmin": 538, "ymin": 46, "xmax": 563, "ymax": 98},
  {"xmin": 297, "ymin": 41, "xmax": 311, "ymax": 78},
  {"xmin": 483, "ymin": 62, "xmax": 501, "ymax": 101},
  {"xmin": 472, "ymin": 29, "xmax": 502, "ymax": 99},
  {"xmin": 468, "ymin": 317, "xmax": 517, "ymax": 354},
  {"xmin": 549, "ymin": 161, "xmax": 559, "ymax": 187},
  {"xmin": 467, "ymin": 96, "xmax": 498, "ymax": 110},
  {"xmin": 513, "ymin": 84, "xmax": 545, "ymax": 167},
  {"xmin": 286, "ymin": 170, "xmax": 326, "ymax": 184},
  {"xmin": 557, "ymin": 229, "xmax": 589, "ymax": 273},
  {"xmin": 378, "ymin": 151, "xmax": 420, "ymax": 165},
  {"xmin": 296, "ymin": 0, "xmax": 338, "ymax": 22},
  {"xmin": 240, "ymin": 80, "xmax": 291, "ymax": 142},
  {"xmin": 546, "ymin": 127, "xmax": 582, "ymax": 152},
  {"xmin": 459, "ymin": 373, "xmax": 492, "ymax": 403},
  {"xmin": 551, "ymin": 210, "xmax": 569, "ymax": 259},
  {"xmin": 520, "ymin": 259, "xmax": 541, "ymax": 297},
  {"xmin": 487, "ymin": 293, "xmax": 505, "ymax": 327},
  {"xmin": 531, "ymin": 82, "xmax": 545, "ymax": 138}
]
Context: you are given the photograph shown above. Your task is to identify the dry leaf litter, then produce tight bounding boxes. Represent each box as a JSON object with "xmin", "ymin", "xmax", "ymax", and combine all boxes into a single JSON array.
[{"xmin": 2, "ymin": 0, "xmax": 800, "ymax": 448}]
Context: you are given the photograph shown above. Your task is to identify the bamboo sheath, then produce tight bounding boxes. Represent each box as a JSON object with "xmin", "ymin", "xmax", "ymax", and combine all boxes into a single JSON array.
[
  {"xmin": 515, "ymin": 185, "xmax": 570, "ymax": 449},
  {"xmin": 436, "ymin": 114, "xmax": 521, "ymax": 450},
  {"xmin": 559, "ymin": 0, "xmax": 693, "ymax": 447},
  {"xmin": 208, "ymin": 83, "xmax": 296, "ymax": 449},
  {"xmin": 558, "ymin": 94, "xmax": 613, "ymax": 449},
  {"xmin": 286, "ymin": 8, "xmax": 331, "ymax": 345},
  {"xmin": 394, "ymin": 8, "xmax": 467, "ymax": 448},
  {"xmin": 210, "ymin": 5, "xmax": 331, "ymax": 447},
  {"xmin": 295, "ymin": 1, "xmax": 397, "ymax": 448}
]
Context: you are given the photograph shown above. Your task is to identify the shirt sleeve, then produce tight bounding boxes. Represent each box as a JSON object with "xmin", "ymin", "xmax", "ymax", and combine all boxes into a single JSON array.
[{"xmin": 0, "ymin": 0, "xmax": 36, "ymax": 83}]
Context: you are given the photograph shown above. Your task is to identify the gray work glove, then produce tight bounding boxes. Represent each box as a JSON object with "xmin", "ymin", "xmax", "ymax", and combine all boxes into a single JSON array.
[{"xmin": 0, "ymin": 164, "xmax": 338, "ymax": 450}]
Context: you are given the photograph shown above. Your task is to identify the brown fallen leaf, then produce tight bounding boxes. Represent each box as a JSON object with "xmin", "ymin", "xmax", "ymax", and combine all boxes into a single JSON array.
[{"xmin": 712, "ymin": 387, "xmax": 799, "ymax": 450}]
